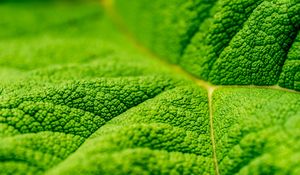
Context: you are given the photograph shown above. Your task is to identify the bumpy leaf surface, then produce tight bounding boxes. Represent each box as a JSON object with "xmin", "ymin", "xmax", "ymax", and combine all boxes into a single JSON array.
[{"xmin": 0, "ymin": 1, "xmax": 299, "ymax": 175}]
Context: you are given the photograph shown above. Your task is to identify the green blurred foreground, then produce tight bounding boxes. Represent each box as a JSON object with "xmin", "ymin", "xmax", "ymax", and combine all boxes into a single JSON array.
[{"xmin": 0, "ymin": 1, "xmax": 299, "ymax": 175}]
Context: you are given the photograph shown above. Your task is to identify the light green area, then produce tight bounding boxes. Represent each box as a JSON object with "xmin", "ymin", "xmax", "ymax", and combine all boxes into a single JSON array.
[
  {"xmin": 0, "ymin": 1, "xmax": 300, "ymax": 175},
  {"xmin": 213, "ymin": 88, "xmax": 300, "ymax": 174},
  {"xmin": 46, "ymin": 86, "xmax": 213, "ymax": 175}
]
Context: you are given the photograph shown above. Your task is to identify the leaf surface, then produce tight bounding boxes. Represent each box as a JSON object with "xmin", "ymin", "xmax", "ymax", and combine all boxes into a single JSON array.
[{"xmin": 0, "ymin": 1, "xmax": 299, "ymax": 175}]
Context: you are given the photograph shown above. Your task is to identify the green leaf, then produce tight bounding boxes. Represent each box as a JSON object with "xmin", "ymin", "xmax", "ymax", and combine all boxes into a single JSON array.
[
  {"xmin": 115, "ymin": 0, "xmax": 300, "ymax": 89},
  {"xmin": 0, "ymin": 1, "xmax": 299, "ymax": 175}
]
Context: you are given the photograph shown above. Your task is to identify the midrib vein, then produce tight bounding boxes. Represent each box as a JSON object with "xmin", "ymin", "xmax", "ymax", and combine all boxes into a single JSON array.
[
  {"xmin": 100, "ymin": 1, "xmax": 300, "ymax": 174},
  {"xmin": 208, "ymin": 86, "xmax": 219, "ymax": 175}
]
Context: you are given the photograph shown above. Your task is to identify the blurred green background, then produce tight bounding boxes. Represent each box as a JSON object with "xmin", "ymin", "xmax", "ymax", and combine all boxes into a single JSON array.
[{"xmin": 0, "ymin": 0, "xmax": 113, "ymax": 70}]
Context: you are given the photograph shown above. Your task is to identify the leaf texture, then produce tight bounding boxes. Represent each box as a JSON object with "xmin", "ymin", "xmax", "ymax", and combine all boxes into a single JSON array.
[
  {"xmin": 115, "ymin": 0, "xmax": 300, "ymax": 90},
  {"xmin": 0, "ymin": 1, "xmax": 299, "ymax": 175}
]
